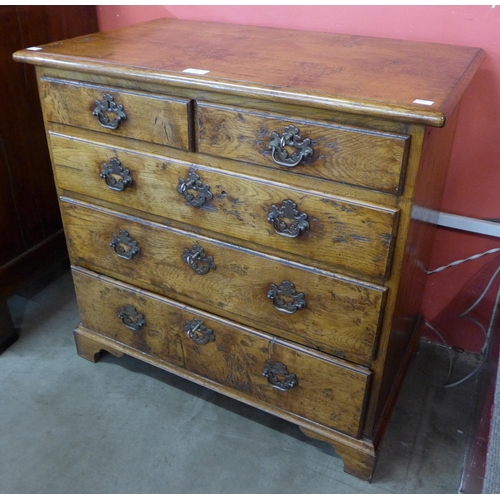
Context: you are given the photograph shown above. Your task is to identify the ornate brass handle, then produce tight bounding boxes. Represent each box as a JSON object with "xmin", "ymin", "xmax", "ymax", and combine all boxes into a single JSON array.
[
  {"xmin": 110, "ymin": 230, "xmax": 140, "ymax": 260},
  {"xmin": 100, "ymin": 158, "xmax": 132, "ymax": 192},
  {"xmin": 182, "ymin": 244, "xmax": 216, "ymax": 275},
  {"xmin": 267, "ymin": 280, "xmax": 306, "ymax": 314},
  {"xmin": 262, "ymin": 360, "xmax": 298, "ymax": 391},
  {"xmin": 118, "ymin": 305, "xmax": 145, "ymax": 331},
  {"xmin": 267, "ymin": 200, "xmax": 309, "ymax": 238},
  {"xmin": 268, "ymin": 125, "xmax": 313, "ymax": 168},
  {"xmin": 177, "ymin": 171, "xmax": 213, "ymax": 208},
  {"xmin": 92, "ymin": 93, "xmax": 127, "ymax": 130},
  {"xmin": 184, "ymin": 319, "xmax": 215, "ymax": 345}
]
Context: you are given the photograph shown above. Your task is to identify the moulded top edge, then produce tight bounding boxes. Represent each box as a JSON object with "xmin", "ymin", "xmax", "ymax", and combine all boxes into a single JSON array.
[
  {"xmin": 13, "ymin": 50, "xmax": 448, "ymax": 128},
  {"xmin": 13, "ymin": 18, "xmax": 486, "ymax": 127}
]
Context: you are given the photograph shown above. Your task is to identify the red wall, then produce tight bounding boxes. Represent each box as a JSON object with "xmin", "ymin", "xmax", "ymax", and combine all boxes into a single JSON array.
[{"xmin": 97, "ymin": 5, "xmax": 500, "ymax": 352}]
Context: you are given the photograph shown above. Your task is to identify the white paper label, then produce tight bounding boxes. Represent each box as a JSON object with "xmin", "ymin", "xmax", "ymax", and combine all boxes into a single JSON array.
[
  {"xmin": 27, "ymin": 47, "xmax": 42, "ymax": 51},
  {"xmin": 413, "ymin": 99, "xmax": 434, "ymax": 106},
  {"xmin": 182, "ymin": 68, "xmax": 210, "ymax": 75}
]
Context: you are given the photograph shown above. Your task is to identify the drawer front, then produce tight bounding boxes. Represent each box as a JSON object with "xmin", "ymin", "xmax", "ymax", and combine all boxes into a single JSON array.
[
  {"xmin": 61, "ymin": 199, "xmax": 386, "ymax": 365},
  {"xmin": 72, "ymin": 271, "xmax": 185, "ymax": 368},
  {"xmin": 72, "ymin": 267, "xmax": 370, "ymax": 438},
  {"xmin": 39, "ymin": 77, "xmax": 191, "ymax": 150},
  {"xmin": 196, "ymin": 102, "xmax": 410, "ymax": 194},
  {"xmin": 51, "ymin": 134, "xmax": 399, "ymax": 280}
]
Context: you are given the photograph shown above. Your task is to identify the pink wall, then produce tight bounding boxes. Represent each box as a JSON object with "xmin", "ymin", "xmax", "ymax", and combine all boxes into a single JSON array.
[{"xmin": 97, "ymin": 6, "xmax": 500, "ymax": 351}]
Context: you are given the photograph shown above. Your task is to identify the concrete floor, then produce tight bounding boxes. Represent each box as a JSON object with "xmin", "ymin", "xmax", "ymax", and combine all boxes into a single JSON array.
[{"xmin": 1, "ymin": 262, "xmax": 483, "ymax": 494}]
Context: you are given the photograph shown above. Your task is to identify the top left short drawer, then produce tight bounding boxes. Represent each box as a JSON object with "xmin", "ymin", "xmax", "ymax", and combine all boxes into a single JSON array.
[{"xmin": 38, "ymin": 77, "xmax": 192, "ymax": 150}]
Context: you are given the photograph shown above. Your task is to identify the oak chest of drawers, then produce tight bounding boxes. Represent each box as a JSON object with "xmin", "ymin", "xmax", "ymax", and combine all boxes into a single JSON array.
[{"xmin": 14, "ymin": 19, "xmax": 485, "ymax": 481}]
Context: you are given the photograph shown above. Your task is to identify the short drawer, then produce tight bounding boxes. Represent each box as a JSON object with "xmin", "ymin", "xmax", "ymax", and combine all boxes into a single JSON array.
[
  {"xmin": 196, "ymin": 102, "xmax": 410, "ymax": 194},
  {"xmin": 39, "ymin": 77, "xmax": 192, "ymax": 150},
  {"xmin": 51, "ymin": 134, "xmax": 399, "ymax": 280},
  {"xmin": 72, "ymin": 267, "xmax": 371, "ymax": 438},
  {"xmin": 61, "ymin": 199, "xmax": 387, "ymax": 365}
]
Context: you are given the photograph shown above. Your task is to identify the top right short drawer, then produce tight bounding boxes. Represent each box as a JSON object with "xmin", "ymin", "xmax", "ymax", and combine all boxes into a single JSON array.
[{"xmin": 196, "ymin": 102, "xmax": 410, "ymax": 195}]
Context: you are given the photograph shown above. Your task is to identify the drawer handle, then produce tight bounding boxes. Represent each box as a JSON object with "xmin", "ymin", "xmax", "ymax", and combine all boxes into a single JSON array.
[
  {"xmin": 267, "ymin": 200, "xmax": 309, "ymax": 238},
  {"xmin": 267, "ymin": 280, "xmax": 306, "ymax": 314},
  {"xmin": 184, "ymin": 319, "xmax": 215, "ymax": 345},
  {"xmin": 92, "ymin": 93, "xmax": 127, "ymax": 130},
  {"xmin": 110, "ymin": 230, "xmax": 140, "ymax": 260},
  {"xmin": 100, "ymin": 158, "xmax": 132, "ymax": 192},
  {"xmin": 268, "ymin": 125, "xmax": 313, "ymax": 168},
  {"xmin": 177, "ymin": 171, "xmax": 213, "ymax": 208},
  {"xmin": 262, "ymin": 360, "xmax": 298, "ymax": 392},
  {"xmin": 182, "ymin": 244, "xmax": 216, "ymax": 275},
  {"xmin": 118, "ymin": 305, "xmax": 145, "ymax": 331}
]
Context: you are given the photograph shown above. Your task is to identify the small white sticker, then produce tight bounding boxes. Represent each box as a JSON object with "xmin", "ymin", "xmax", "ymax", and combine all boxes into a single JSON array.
[
  {"xmin": 182, "ymin": 68, "xmax": 210, "ymax": 75},
  {"xmin": 27, "ymin": 47, "xmax": 42, "ymax": 51},
  {"xmin": 413, "ymin": 99, "xmax": 434, "ymax": 106}
]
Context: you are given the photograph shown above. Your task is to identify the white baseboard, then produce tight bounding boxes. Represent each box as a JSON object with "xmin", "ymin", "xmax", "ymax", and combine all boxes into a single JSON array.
[
  {"xmin": 437, "ymin": 212, "xmax": 500, "ymax": 238},
  {"xmin": 411, "ymin": 206, "xmax": 500, "ymax": 238}
]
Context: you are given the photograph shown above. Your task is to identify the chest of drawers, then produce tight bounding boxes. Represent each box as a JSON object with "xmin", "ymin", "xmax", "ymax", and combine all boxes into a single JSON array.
[{"xmin": 14, "ymin": 19, "xmax": 485, "ymax": 481}]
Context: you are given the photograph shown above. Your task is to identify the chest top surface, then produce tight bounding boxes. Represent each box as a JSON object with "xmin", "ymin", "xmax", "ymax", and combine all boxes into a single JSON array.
[{"xmin": 13, "ymin": 18, "xmax": 484, "ymax": 127}]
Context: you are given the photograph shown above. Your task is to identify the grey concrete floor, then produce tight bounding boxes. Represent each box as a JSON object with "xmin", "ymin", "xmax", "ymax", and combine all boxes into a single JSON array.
[{"xmin": 1, "ymin": 262, "xmax": 483, "ymax": 493}]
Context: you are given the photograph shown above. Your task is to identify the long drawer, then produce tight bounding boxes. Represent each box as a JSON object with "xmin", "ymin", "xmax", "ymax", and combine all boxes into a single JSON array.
[
  {"xmin": 39, "ymin": 77, "xmax": 192, "ymax": 150},
  {"xmin": 61, "ymin": 198, "xmax": 387, "ymax": 365},
  {"xmin": 72, "ymin": 267, "xmax": 371, "ymax": 438},
  {"xmin": 51, "ymin": 133, "xmax": 399, "ymax": 280},
  {"xmin": 196, "ymin": 102, "xmax": 410, "ymax": 194}
]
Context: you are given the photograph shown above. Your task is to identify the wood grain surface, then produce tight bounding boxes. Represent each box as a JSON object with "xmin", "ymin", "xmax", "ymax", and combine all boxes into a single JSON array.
[
  {"xmin": 39, "ymin": 77, "xmax": 192, "ymax": 150},
  {"xmin": 14, "ymin": 18, "xmax": 485, "ymax": 126},
  {"xmin": 50, "ymin": 133, "xmax": 399, "ymax": 280},
  {"xmin": 197, "ymin": 102, "xmax": 410, "ymax": 194},
  {"xmin": 72, "ymin": 266, "xmax": 370, "ymax": 438},
  {"xmin": 61, "ymin": 198, "xmax": 387, "ymax": 365}
]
